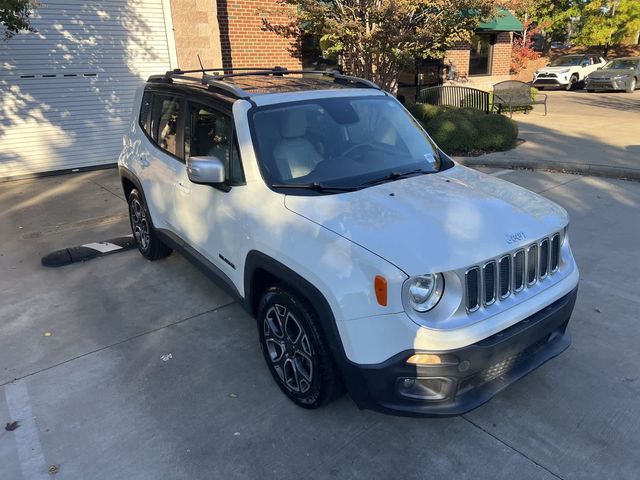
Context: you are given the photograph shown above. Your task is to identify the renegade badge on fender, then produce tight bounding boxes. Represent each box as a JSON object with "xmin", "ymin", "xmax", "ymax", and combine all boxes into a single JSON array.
[{"xmin": 119, "ymin": 67, "xmax": 579, "ymax": 416}]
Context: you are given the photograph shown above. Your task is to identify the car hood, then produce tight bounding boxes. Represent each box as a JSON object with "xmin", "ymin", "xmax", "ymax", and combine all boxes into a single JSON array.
[
  {"xmin": 284, "ymin": 165, "xmax": 568, "ymax": 274},
  {"xmin": 537, "ymin": 66, "xmax": 577, "ymax": 73},
  {"xmin": 587, "ymin": 69, "xmax": 633, "ymax": 78}
]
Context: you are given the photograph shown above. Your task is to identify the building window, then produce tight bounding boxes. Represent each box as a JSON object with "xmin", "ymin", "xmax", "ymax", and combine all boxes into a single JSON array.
[{"xmin": 469, "ymin": 34, "xmax": 493, "ymax": 76}]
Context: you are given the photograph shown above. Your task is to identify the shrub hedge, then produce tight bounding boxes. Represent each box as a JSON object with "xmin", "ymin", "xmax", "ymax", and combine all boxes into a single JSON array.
[{"xmin": 409, "ymin": 104, "xmax": 519, "ymax": 155}]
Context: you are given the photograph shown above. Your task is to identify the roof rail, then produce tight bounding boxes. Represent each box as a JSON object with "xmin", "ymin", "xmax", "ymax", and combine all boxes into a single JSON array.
[{"xmin": 157, "ymin": 67, "xmax": 381, "ymax": 99}]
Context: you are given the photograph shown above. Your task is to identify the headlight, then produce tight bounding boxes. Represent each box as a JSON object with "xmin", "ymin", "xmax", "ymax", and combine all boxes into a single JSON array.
[
  {"xmin": 558, "ymin": 69, "xmax": 570, "ymax": 74},
  {"xmin": 405, "ymin": 274, "xmax": 444, "ymax": 312},
  {"xmin": 612, "ymin": 75, "xmax": 624, "ymax": 80}
]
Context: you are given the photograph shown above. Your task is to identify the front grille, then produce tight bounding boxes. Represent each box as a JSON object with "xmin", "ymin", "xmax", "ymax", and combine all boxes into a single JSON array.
[
  {"xmin": 527, "ymin": 244, "xmax": 538, "ymax": 285},
  {"xmin": 483, "ymin": 261, "xmax": 496, "ymax": 306},
  {"xmin": 514, "ymin": 250, "xmax": 525, "ymax": 292},
  {"xmin": 551, "ymin": 234, "xmax": 560, "ymax": 272},
  {"xmin": 464, "ymin": 232, "xmax": 563, "ymax": 312},
  {"xmin": 458, "ymin": 335, "xmax": 551, "ymax": 393},
  {"xmin": 466, "ymin": 267, "xmax": 480, "ymax": 312},
  {"xmin": 499, "ymin": 256, "xmax": 511, "ymax": 298},
  {"xmin": 539, "ymin": 239, "xmax": 549, "ymax": 278}
]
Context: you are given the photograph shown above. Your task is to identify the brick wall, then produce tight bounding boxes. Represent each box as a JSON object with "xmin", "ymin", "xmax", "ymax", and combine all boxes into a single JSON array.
[
  {"xmin": 444, "ymin": 41, "xmax": 471, "ymax": 77},
  {"xmin": 221, "ymin": 0, "xmax": 301, "ymax": 69},
  {"xmin": 491, "ymin": 32, "xmax": 512, "ymax": 76},
  {"xmin": 170, "ymin": 0, "xmax": 222, "ymax": 70},
  {"xmin": 444, "ymin": 32, "xmax": 513, "ymax": 78}
]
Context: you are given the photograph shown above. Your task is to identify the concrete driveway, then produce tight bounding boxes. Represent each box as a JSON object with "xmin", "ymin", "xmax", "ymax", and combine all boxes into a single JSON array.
[
  {"xmin": 461, "ymin": 89, "xmax": 640, "ymax": 179},
  {"xmin": 1, "ymin": 168, "xmax": 639, "ymax": 479}
]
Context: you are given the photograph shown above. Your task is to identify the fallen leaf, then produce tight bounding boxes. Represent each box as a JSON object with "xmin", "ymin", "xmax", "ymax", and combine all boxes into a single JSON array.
[
  {"xmin": 43, "ymin": 332, "xmax": 52, "ymax": 337},
  {"xmin": 5, "ymin": 421, "xmax": 20, "ymax": 431},
  {"xmin": 228, "ymin": 393, "xmax": 238, "ymax": 398},
  {"xmin": 48, "ymin": 465, "xmax": 59, "ymax": 475},
  {"xmin": 161, "ymin": 353, "xmax": 173, "ymax": 362},
  {"xmin": 594, "ymin": 308, "xmax": 601, "ymax": 313}
]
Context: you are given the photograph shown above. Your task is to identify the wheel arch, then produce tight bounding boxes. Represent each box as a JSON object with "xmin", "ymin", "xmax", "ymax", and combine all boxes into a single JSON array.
[
  {"xmin": 244, "ymin": 251, "xmax": 347, "ymax": 365},
  {"xmin": 119, "ymin": 166, "xmax": 143, "ymax": 201}
]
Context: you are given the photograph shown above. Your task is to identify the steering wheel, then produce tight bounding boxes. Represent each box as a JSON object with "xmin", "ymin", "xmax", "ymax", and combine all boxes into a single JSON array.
[{"xmin": 340, "ymin": 143, "xmax": 376, "ymax": 161}]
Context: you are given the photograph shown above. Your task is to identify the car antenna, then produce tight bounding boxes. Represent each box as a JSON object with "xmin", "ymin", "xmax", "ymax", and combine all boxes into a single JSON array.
[{"xmin": 197, "ymin": 54, "xmax": 205, "ymax": 79}]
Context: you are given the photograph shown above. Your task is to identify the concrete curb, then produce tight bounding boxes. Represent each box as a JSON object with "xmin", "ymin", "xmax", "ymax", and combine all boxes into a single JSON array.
[
  {"xmin": 41, "ymin": 235, "xmax": 135, "ymax": 267},
  {"xmin": 454, "ymin": 156, "xmax": 640, "ymax": 182}
]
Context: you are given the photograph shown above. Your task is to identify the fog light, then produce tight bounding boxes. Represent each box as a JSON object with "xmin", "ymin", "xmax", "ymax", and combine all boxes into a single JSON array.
[
  {"xmin": 402, "ymin": 378, "xmax": 415, "ymax": 388},
  {"xmin": 398, "ymin": 377, "xmax": 453, "ymax": 400}
]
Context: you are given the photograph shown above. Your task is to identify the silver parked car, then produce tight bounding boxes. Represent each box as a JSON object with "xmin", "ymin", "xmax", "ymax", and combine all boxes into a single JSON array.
[{"xmin": 585, "ymin": 57, "xmax": 640, "ymax": 93}]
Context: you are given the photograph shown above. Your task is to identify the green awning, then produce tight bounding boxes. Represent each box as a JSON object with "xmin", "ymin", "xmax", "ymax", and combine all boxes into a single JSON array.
[{"xmin": 477, "ymin": 8, "xmax": 523, "ymax": 32}]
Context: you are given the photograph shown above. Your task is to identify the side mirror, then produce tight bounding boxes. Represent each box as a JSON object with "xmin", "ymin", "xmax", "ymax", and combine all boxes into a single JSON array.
[
  {"xmin": 187, "ymin": 156, "xmax": 225, "ymax": 185},
  {"xmin": 597, "ymin": 67, "xmax": 602, "ymax": 70}
]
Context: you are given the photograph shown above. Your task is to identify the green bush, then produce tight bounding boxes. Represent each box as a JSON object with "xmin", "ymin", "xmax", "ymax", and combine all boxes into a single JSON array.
[
  {"xmin": 473, "ymin": 114, "xmax": 519, "ymax": 151},
  {"xmin": 408, "ymin": 103, "xmax": 442, "ymax": 123},
  {"xmin": 425, "ymin": 111, "xmax": 478, "ymax": 155},
  {"xmin": 411, "ymin": 103, "xmax": 519, "ymax": 155}
]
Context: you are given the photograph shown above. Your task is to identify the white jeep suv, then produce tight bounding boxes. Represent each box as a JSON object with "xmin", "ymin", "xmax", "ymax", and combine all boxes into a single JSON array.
[
  {"xmin": 119, "ymin": 68, "xmax": 579, "ymax": 416},
  {"xmin": 532, "ymin": 54, "xmax": 606, "ymax": 90}
]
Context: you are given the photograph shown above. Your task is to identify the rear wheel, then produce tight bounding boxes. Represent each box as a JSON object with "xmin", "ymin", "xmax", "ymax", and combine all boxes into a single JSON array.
[
  {"xmin": 128, "ymin": 189, "xmax": 172, "ymax": 260},
  {"xmin": 626, "ymin": 77, "xmax": 637, "ymax": 93},
  {"xmin": 257, "ymin": 286, "xmax": 342, "ymax": 408}
]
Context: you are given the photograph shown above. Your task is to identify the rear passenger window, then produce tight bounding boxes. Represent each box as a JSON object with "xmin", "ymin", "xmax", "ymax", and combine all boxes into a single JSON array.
[
  {"xmin": 150, "ymin": 95, "xmax": 181, "ymax": 157},
  {"xmin": 139, "ymin": 92, "xmax": 152, "ymax": 134},
  {"xmin": 185, "ymin": 103, "xmax": 244, "ymax": 184}
]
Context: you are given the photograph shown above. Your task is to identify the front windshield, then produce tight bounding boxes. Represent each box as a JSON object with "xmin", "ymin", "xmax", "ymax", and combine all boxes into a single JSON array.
[
  {"xmin": 550, "ymin": 56, "xmax": 583, "ymax": 66},
  {"xmin": 603, "ymin": 59, "xmax": 638, "ymax": 70},
  {"xmin": 250, "ymin": 96, "xmax": 442, "ymax": 189}
]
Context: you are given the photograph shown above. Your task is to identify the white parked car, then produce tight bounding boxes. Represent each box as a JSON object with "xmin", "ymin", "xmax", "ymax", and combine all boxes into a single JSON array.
[
  {"xmin": 119, "ymin": 68, "xmax": 579, "ymax": 416},
  {"xmin": 532, "ymin": 54, "xmax": 606, "ymax": 90}
]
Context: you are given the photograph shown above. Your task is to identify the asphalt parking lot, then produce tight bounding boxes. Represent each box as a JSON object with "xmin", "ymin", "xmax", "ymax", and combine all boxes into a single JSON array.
[
  {"xmin": 462, "ymin": 88, "xmax": 640, "ymax": 179},
  {"xmin": 1, "ymin": 167, "xmax": 639, "ymax": 479}
]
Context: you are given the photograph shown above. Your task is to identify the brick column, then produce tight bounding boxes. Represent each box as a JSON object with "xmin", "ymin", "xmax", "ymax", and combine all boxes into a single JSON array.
[
  {"xmin": 491, "ymin": 32, "xmax": 512, "ymax": 76},
  {"xmin": 170, "ymin": 0, "xmax": 222, "ymax": 70},
  {"xmin": 224, "ymin": 0, "xmax": 302, "ymax": 69}
]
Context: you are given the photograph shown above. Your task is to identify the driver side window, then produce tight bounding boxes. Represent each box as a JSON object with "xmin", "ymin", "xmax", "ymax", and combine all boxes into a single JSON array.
[{"xmin": 184, "ymin": 103, "xmax": 244, "ymax": 185}]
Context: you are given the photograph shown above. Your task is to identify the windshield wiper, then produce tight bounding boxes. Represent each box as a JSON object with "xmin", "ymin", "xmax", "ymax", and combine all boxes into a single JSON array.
[
  {"xmin": 271, "ymin": 182, "xmax": 359, "ymax": 192},
  {"xmin": 357, "ymin": 168, "xmax": 428, "ymax": 188}
]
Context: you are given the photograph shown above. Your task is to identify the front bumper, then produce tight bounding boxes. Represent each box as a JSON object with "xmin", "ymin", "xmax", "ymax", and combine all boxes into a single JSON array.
[
  {"xmin": 532, "ymin": 77, "xmax": 566, "ymax": 87},
  {"xmin": 344, "ymin": 287, "xmax": 577, "ymax": 417},
  {"xmin": 585, "ymin": 78, "xmax": 627, "ymax": 91}
]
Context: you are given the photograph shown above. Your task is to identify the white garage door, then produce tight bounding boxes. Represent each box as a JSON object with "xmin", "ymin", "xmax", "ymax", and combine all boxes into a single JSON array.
[{"xmin": 0, "ymin": 0, "xmax": 176, "ymax": 179}]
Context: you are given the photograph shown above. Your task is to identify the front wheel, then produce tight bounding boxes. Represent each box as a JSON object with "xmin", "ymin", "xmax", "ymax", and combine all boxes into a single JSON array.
[
  {"xmin": 566, "ymin": 74, "xmax": 578, "ymax": 91},
  {"xmin": 626, "ymin": 77, "xmax": 637, "ymax": 93},
  {"xmin": 257, "ymin": 286, "xmax": 342, "ymax": 409},
  {"xmin": 128, "ymin": 189, "xmax": 172, "ymax": 260}
]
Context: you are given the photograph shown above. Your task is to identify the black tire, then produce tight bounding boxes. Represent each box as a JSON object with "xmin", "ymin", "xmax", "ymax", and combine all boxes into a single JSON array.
[
  {"xmin": 566, "ymin": 74, "xmax": 578, "ymax": 91},
  {"xmin": 626, "ymin": 77, "xmax": 637, "ymax": 93},
  {"xmin": 257, "ymin": 286, "xmax": 342, "ymax": 409},
  {"xmin": 537, "ymin": 86, "xmax": 544, "ymax": 91},
  {"xmin": 127, "ymin": 188, "xmax": 172, "ymax": 260}
]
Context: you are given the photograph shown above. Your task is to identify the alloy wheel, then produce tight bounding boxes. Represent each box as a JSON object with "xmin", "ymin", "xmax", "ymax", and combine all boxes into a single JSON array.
[
  {"xmin": 130, "ymin": 198, "xmax": 150, "ymax": 251},
  {"xmin": 263, "ymin": 304, "xmax": 314, "ymax": 394}
]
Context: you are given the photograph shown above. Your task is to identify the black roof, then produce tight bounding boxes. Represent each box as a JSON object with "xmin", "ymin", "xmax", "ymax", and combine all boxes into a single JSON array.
[{"xmin": 147, "ymin": 67, "xmax": 380, "ymax": 101}]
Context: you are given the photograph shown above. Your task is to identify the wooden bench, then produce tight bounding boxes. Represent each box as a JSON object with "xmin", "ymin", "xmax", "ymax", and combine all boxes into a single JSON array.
[
  {"xmin": 418, "ymin": 85, "xmax": 491, "ymax": 114},
  {"xmin": 493, "ymin": 80, "xmax": 548, "ymax": 117}
]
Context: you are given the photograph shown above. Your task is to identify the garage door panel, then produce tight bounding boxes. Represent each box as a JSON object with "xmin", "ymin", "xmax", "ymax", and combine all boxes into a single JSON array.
[{"xmin": 0, "ymin": 0, "xmax": 173, "ymax": 178}]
